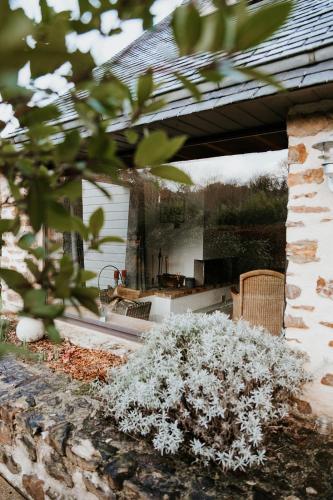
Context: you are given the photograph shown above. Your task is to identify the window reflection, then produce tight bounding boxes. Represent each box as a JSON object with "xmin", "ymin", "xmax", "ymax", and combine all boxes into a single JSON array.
[{"xmin": 69, "ymin": 149, "xmax": 288, "ymax": 323}]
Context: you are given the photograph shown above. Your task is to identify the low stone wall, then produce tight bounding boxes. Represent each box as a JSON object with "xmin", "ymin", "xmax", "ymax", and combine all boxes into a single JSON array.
[
  {"xmin": 1, "ymin": 356, "xmax": 333, "ymax": 499},
  {"xmin": 286, "ymin": 100, "xmax": 333, "ymax": 417}
]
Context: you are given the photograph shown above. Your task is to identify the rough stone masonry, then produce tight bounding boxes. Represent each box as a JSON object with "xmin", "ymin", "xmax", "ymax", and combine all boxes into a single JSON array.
[
  {"xmin": 286, "ymin": 99, "xmax": 333, "ymax": 417},
  {"xmin": 1, "ymin": 356, "xmax": 333, "ymax": 500}
]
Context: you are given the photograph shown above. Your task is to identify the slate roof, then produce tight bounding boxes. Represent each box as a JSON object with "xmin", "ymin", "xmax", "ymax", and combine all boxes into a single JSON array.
[{"xmin": 16, "ymin": 0, "xmax": 333, "ymax": 139}]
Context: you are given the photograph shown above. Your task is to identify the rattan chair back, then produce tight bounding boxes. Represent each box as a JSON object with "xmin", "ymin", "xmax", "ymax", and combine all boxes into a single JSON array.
[{"xmin": 233, "ymin": 269, "xmax": 285, "ymax": 336}]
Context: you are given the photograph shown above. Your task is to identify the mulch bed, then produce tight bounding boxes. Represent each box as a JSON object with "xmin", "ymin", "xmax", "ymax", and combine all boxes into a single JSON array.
[{"xmin": 2, "ymin": 316, "xmax": 124, "ymax": 382}]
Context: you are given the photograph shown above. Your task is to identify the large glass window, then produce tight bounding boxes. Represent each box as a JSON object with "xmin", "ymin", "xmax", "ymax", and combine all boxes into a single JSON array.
[{"xmin": 68, "ymin": 149, "xmax": 288, "ymax": 324}]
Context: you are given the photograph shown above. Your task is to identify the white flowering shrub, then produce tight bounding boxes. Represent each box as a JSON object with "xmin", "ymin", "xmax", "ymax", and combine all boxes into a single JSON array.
[{"xmin": 97, "ymin": 312, "xmax": 310, "ymax": 470}]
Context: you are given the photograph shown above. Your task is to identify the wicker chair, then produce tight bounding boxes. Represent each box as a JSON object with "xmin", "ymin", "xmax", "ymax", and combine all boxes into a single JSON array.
[
  {"xmin": 231, "ymin": 270, "xmax": 285, "ymax": 336},
  {"xmin": 108, "ymin": 287, "xmax": 152, "ymax": 321},
  {"xmin": 118, "ymin": 300, "xmax": 152, "ymax": 321}
]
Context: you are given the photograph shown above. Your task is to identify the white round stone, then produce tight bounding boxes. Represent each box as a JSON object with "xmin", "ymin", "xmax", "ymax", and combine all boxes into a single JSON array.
[{"xmin": 16, "ymin": 317, "xmax": 44, "ymax": 342}]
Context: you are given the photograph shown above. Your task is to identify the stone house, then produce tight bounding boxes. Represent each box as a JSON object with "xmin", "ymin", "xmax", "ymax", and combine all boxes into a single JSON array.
[{"xmin": 1, "ymin": 0, "xmax": 333, "ymax": 417}]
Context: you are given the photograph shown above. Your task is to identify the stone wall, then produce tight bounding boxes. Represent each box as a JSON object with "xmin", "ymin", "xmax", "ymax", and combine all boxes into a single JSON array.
[
  {"xmin": 0, "ymin": 176, "xmax": 26, "ymax": 312},
  {"xmin": 1, "ymin": 356, "xmax": 333, "ymax": 500},
  {"xmin": 286, "ymin": 100, "xmax": 333, "ymax": 417}
]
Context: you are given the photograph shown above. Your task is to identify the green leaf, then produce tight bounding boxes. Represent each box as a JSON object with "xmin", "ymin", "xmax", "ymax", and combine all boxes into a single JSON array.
[
  {"xmin": 98, "ymin": 236, "xmax": 124, "ymax": 245},
  {"xmin": 235, "ymin": 66, "xmax": 285, "ymax": 91},
  {"xmin": 137, "ymin": 69, "xmax": 153, "ymax": 106},
  {"xmin": 199, "ymin": 63, "xmax": 223, "ymax": 83},
  {"xmin": 16, "ymin": 158, "xmax": 35, "ymax": 176},
  {"xmin": 46, "ymin": 324, "xmax": 61, "ymax": 343},
  {"xmin": 18, "ymin": 233, "xmax": 36, "ymax": 250},
  {"xmin": 56, "ymin": 130, "xmax": 81, "ymax": 162},
  {"xmin": 195, "ymin": 10, "xmax": 227, "ymax": 53},
  {"xmin": 27, "ymin": 180, "xmax": 47, "ymax": 232},
  {"xmin": 87, "ymin": 132, "xmax": 117, "ymax": 161},
  {"xmin": 0, "ymin": 219, "xmax": 15, "ymax": 234},
  {"xmin": 77, "ymin": 269, "xmax": 96, "ymax": 283},
  {"xmin": 125, "ymin": 129, "xmax": 139, "ymax": 145},
  {"xmin": 46, "ymin": 201, "xmax": 72, "ymax": 232},
  {"xmin": 175, "ymin": 73, "xmax": 202, "ymax": 101},
  {"xmin": 31, "ymin": 304, "xmax": 64, "ymax": 320},
  {"xmin": 72, "ymin": 216, "xmax": 89, "ymax": 240},
  {"xmin": 72, "ymin": 286, "xmax": 99, "ymax": 316},
  {"xmin": 54, "ymin": 256, "xmax": 73, "ymax": 298},
  {"xmin": 89, "ymin": 207, "xmax": 104, "ymax": 238},
  {"xmin": 134, "ymin": 131, "xmax": 187, "ymax": 168},
  {"xmin": 25, "ymin": 259, "xmax": 41, "ymax": 280},
  {"xmin": 29, "ymin": 247, "xmax": 46, "ymax": 260},
  {"xmin": 24, "ymin": 289, "xmax": 47, "ymax": 309},
  {"xmin": 20, "ymin": 105, "xmax": 60, "ymax": 127},
  {"xmin": 53, "ymin": 180, "xmax": 82, "ymax": 201},
  {"xmin": 150, "ymin": 165, "xmax": 193, "ymax": 185},
  {"xmin": 28, "ymin": 123, "xmax": 60, "ymax": 141},
  {"xmin": 0, "ymin": 342, "xmax": 34, "ymax": 359},
  {"xmin": 46, "ymin": 202, "xmax": 87, "ymax": 237},
  {"xmin": 90, "ymin": 78, "xmax": 132, "ymax": 106},
  {"xmin": 142, "ymin": 99, "xmax": 166, "ymax": 115},
  {"xmin": 0, "ymin": 268, "xmax": 30, "ymax": 293},
  {"xmin": 0, "ymin": 2, "xmax": 34, "ymax": 56},
  {"xmin": 172, "ymin": 4, "xmax": 202, "ymax": 55},
  {"xmin": 235, "ymin": 1, "xmax": 293, "ymax": 51}
]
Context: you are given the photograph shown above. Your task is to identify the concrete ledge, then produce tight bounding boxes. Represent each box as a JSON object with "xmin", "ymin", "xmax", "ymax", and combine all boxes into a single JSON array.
[{"xmin": 55, "ymin": 317, "xmax": 142, "ymax": 356}]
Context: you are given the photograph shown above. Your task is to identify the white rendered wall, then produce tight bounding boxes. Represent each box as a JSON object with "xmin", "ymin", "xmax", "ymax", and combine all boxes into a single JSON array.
[{"xmin": 286, "ymin": 102, "xmax": 333, "ymax": 417}]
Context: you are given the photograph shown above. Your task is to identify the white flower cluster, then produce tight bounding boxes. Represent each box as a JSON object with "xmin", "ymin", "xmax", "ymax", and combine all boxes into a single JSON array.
[{"xmin": 97, "ymin": 312, "xmax": 310, "ymax": 470}]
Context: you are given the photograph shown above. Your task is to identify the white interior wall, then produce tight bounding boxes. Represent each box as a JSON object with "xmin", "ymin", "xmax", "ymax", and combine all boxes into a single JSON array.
[
  {"xmin": 157, "ymin": 226, "xmax": 203, "ymax": 279},
  {"xmin": 140, "ymin": 286, "xmax": 227, "ymax": 323}
]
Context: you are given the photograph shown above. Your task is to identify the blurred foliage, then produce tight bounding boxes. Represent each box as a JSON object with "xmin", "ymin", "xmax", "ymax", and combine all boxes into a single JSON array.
[
  {"xmin": 0, "ymin": 0, "xmax": 292, "ymax": 341},
  {"xmin": 217, "ymin": 175, "xmax": 288, "ymax": 226}
]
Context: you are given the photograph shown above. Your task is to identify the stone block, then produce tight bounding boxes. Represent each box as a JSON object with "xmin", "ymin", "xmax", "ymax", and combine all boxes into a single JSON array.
[
  {"xmin": 104, "ymin": 452, "xmax": 138, "ymax": 489},
  {"xmin": 285, "ymin": 284, "xmax": 302, "ymax": 300},
  {"xmin": 20, "ymin": 435, "xmax": 37, "ymax": 462},
  {"xmin": 22, "ymin": 474, "xmax": 45, "ymax": 500},
  {"xmin": 291, "ymin": 305, "xmax": 315, "ymax": 312},
  {"xmin": 284, "ymin": 315, "xmax": 309, "ymax": 329},
  {"xmin": 293, "ymin": 398, "xmax": 312, "ymax": 415},
  {"xmin": 316, "ymin": 277, "xmax": 333, "ymax": 300},
  {"xmin": 45, "ymin": 452, "xmax": 74, "ymax": 488},
  {"xmin": 0, "ymin": 404, "xmax": 20, "ymax": 424},
  {"xmin": 320, "ymin": 322, "xmax": 333, "ymax": 329},
  {"xmin": 121, "ymin": 480, "xmax": 151, "ymax": 500},
  {"xmin": 66, "ymin": 445, "xmax": 100, "ymax": 472},
  {"xmin": 289, "ymin": 205, "xmax": 330, "ymax": 213},
  {"xmin": 321, "ymin": 374, "xmax": 333, "ymax": 387},
  {"xmin": 288, "ymin": 113, "xmax": 333, "ymax": 137},
  {"xmin": 47, "ymin": 421, "xmax": 73, "ymax": 456},
  {"xmin": 286, "ymin": 240, "xmax": 318, "ymax": 264},
  {"xmin": 288, "ymin": 167, "xmax": 323, "ymax": 187},
  {"xmin": 286, "ymin": 221, "xmax": 305, "ymax": 228},
  {"xmin": 0, "ymin": 447, "xmax": 21, "ymax": 474},
  {"xmin": 5, "ymin": 454, "xmax": 21, "ymax": 475},
  {"xmin": 288, "ymin": 144, "xmax": 308, "ymax": 164},
  {"xmin": 0, "ymin": 421, "xmax": 12, "ymax": 445},
  {"xmin": 83, "ymin": 475, "xmax": 115, "ymax": 500},
  {"xmin": 292, "ymin": 192, "xmax": 317, "ymax": 200}
]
